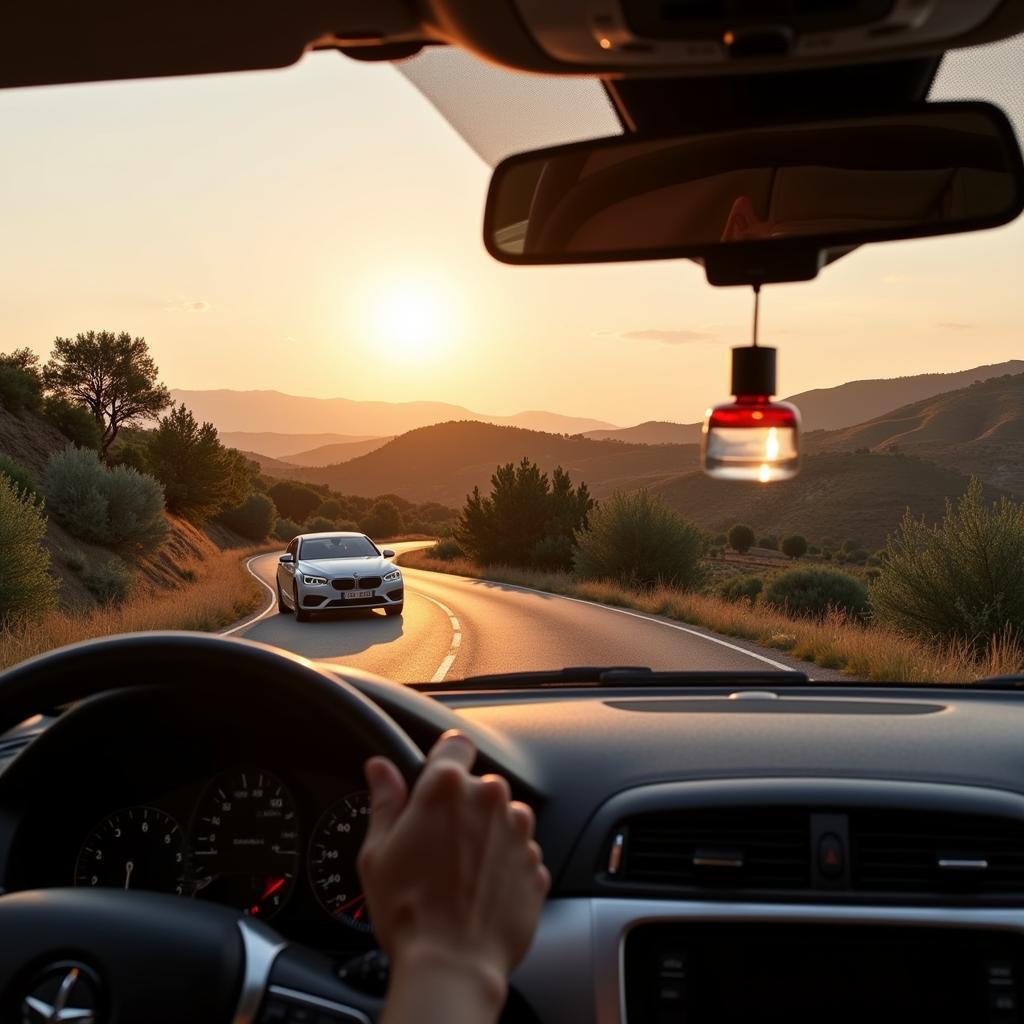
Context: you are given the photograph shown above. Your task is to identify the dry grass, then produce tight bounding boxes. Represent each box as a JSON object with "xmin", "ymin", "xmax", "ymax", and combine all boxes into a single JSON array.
[
  {"xmin": 400, "ymin": 551, "xmax": 1024, "ymax": 684},
  {"xmin": 0, "ymin": 546, "xmax": 271, "ymax": 671}
]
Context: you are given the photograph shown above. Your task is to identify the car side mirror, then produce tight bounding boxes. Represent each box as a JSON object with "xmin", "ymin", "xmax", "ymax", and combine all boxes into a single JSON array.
[
  {"xmin": 279, "ymin": 553, "xmax": 294, "ymax": 564},
  {"xmin": 382, "ymin": 549, "xmax": 396, "ymax": 559}
]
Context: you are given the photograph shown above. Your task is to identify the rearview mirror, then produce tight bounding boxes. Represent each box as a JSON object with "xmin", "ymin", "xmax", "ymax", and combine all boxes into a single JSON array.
[
  {"xmin": 484, "ymin": 102, "xmax": 1024, "ymax": 286},
  {"xmin": 382, "ymin": 549, "xmax": 396, "ymax": 558},
  {"xmin": 278, "ymin": 553, "xmax": 294, "ymax": 564}
]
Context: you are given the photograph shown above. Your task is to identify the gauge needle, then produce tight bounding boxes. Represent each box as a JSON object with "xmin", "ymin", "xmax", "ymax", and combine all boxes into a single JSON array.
[
  {"xmin": 260, "ymin": 876, "xmax": 286, "ymax": 901},
  {"xmin": 335, "ymin": 893, "xmax": 366, "ymax": 916},
  {"xmin": 124, "ymin": 860, "xmax": 135, "ymax": 891}
]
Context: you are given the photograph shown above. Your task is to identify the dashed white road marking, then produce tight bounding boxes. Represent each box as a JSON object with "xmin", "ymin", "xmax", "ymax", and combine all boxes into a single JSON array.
[
  {"xmin": 221, "ymin": 553, "xmax": 280, "ymax": 637},
  {"xmin": 414, "ymin": 590, "xmax": 463, "ymax": 682}
]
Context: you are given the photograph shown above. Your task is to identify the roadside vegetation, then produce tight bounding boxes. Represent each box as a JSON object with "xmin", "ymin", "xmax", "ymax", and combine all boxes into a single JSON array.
[{"xmin": 407, "ymin": 458, "xmax": 1024, "ymax": 683}]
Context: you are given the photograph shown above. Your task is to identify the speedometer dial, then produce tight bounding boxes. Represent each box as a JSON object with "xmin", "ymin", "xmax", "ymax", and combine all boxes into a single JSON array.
[
  {"xmin": 189, "ymin": 767, "xmax": 299, "ymax": 918},
  {"xmin": 75, "ymin": 807, "xmax": 185, "ymax": 894},
  {"xmin": 308, "ymin": 791, "xmax": 373, "ymax": 932}
]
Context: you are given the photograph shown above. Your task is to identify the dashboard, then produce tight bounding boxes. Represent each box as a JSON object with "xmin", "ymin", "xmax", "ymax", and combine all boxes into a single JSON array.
[{"xmin": 6, "ymin": 667, "xmax": 1024, "ymax": 1023}]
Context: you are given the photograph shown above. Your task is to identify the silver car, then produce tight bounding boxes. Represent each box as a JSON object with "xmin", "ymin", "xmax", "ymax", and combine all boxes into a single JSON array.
[{"xmin": 275, "ymin": 532, "xmax": 403, "ymax": 621}]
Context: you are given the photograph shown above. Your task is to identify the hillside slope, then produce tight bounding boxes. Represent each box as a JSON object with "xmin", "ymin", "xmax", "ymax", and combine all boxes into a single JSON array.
[
  {"xmin": 805, "ymin": 373, "xmax": 1024, "ymax": 493},
  {"xmin": 284, "ymin": 436, "xmax": 392, "ymax": 466},
  {"xmin": 170, "ymin": 389, "xmax": 614, "ymax": 437},
  {"xmin": 653, "ymin": 452, "xmax": 1005, "ymax": 549},
  {"xmin": 219, "ymin": 431, "xmax": 381, "ymax": 458},
  {"xmin": 582, "ymin": 421, "xmax": 701, "ymax": 445},
  {"xmin": 272, "ymin": 420, "xmax": 698, "ymax": 506}
]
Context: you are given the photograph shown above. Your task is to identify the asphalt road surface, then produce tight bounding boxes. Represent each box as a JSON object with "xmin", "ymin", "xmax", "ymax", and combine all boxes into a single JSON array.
[{"xmin": 227, "ymin": 542, "xmax": 844, "ymax": 684}]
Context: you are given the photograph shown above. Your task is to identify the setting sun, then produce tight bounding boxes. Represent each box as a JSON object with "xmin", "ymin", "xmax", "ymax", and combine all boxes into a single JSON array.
[{"xmin": 368, "ymin": 279, "xmax": 453, "ymax": 361}]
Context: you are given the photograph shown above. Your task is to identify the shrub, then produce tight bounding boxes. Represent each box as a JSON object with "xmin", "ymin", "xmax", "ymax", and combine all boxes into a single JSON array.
[
  {"xmin": 575, "ymin": 490, "xmax": 706, "ymax": 591},
  {"xmin": 316, "ymin": 498, "xmax": 348, "ymax": 520},
  {"xmin": 0, "ymin": 454, "xmax": 37, "ymax": 498},
  {"xmin": 808, "ymin": 545, "xmax": 821, "ymax": 555},
  {"xmin": 146, "ymin": 405, "xmax": 250, "ymax": 523},
  {"xmin": 781, "ymin": 534, "xmax": 808, "ymax": 560},
  {"xmin": 0, "ymin": 348, "xmax": 44, "ymax": 413},
  {"xmin": 757, "ymin": 535, "xmax": 778, "ymax": 551},
  {"xmin": 335, "ymin": 519, "xmax": 361, "ymax": 532},
  {"xmin": 718, "ymin": 575, "xmax": 764, "ymax": 604},
  {"xmin": 841, "ymin": 538, "xmax": 862, "ymax": 554},
  {"xmin": 83, "ymin": 559, "xmax": 133, "ymax": 604},
  {"xmin": 0, "ymin": 474, "xmax": 58, "ymax": 625},
  {"xmin": 763, "ymin": 568, "xmax": 870, "ymax": 621},
  {"xmin": 218, "ymin": 492, "xmax": 276, "ymax": 542},
  {"xmin": 873, "ymin": 478, "xmax": 1024, "ymax": 650},
  {"xmin": 531, "ymin": 533, "xmax": 575, "ymax": 571},
  {"xmin": 713, "ymin": 533, "xmax": 728, "ymax": 546},
  {"xmin": 304, "ymin": 515, "xmax": 337, "ymax": 534},
  {"xmin": 431, "ymin": 537, "xmax": 465, "ymax": 561},
  {"xmin": 274, "ymin": 517, "xmax": 302, "ymax": 542},
  {"xmin": 728, "ymin": 523, "xmax": 756, "ymax": 554},
  {"xmin": 41, "ymin": 396, "xmax": 102, "ymax": 450},
  {"xmin": 269, "ymin": 481, "xmax": 323, "ymax": 523},
  {"xmin": 362, "ymin": 499, "xmax": 404, "ymax": 540},
  {"xmin": 43, "ymin": 447, "xmax": 167, "ymax": 552}
]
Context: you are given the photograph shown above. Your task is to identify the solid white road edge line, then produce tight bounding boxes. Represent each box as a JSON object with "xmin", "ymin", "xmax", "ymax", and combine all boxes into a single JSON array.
[
  {"xmin": 404, "ymin": 567, "xmax": 792, "ymax": 673},
  {"xmin": 221, "ymin": 553, "xmax": 280, "ymax": 637},
  {"xmin": 413, "ymin": 590, "xmax": 463, "ymax": 683}
]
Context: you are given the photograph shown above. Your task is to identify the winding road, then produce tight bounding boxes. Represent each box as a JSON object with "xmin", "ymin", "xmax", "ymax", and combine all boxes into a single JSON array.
[{"xmin": 225, "ymin": 542, "xmax": 844, "ymax": 684}]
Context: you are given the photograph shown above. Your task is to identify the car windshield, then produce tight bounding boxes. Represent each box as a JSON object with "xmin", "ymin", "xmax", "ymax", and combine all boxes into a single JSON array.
[
  {"xmin": 300, "ymin": 536, "xmax": 379, "ymax": 560},
  {"xmin": 0, "ymin": 40, "xmax": 1021, "ymax": 687}
]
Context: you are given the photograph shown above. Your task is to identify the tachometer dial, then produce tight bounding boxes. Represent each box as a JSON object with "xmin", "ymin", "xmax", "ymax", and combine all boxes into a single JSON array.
[
  {"xmin": 75, "ymin": 806, "xmax": 185, "ymax": 894},
  {"xmin": 189, "ymin": 767, "xmax": 300, "ymax": 918},
  {"xmin": 308, "ymin": 791, "xmax": 372, "ymax": 932}
]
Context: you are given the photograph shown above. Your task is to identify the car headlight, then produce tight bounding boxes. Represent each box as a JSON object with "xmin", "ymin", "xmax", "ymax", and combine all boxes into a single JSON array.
[
  {"xmin": 383, "ymin": 569, "xmax": 401, "ymax": 582},
  {"xmin": 303, "ymin": 575, "xmax": 328, "ymax": 586}
]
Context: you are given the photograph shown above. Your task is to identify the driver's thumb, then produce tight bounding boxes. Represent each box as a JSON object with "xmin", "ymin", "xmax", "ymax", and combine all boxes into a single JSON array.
[{"xmin": 364, "ymin": 756, "xmax": 407, "ymax": 839}]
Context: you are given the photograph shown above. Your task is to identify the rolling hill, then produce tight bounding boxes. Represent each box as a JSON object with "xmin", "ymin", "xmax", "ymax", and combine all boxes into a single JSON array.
[
  {"xmin": 283, "ymin": 437, "xmax": 392, "ymax": 467},
  {"xmin": 220, "ymin": 431, "xmax": 382, "ymax": 459},
  {"xmin": 805, "ymin": 372, "xmax": 1024, "ymax": 494},
  {"xmin": 582, "ymin": 421, "xmax": 701, "ymax": 445},
  {"xmin": 652, "ymin": 452, "xmax": 1009, "ymax": 550},
  {"xmin": 260, "ymin": 420, "xmax": 699, "ymax": 506},
  {"xmin": 171, "ymin": 389, "xmax": 614, "ymax": 437}
]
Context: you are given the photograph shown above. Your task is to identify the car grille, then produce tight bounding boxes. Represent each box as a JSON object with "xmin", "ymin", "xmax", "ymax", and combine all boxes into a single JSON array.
[{"xmin": 331, "ymin": 576, "xmax": 382, "ymax": 591}]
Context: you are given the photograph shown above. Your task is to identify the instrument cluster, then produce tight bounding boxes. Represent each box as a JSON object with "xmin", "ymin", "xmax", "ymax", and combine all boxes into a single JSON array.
[{"xmin": 71, "ymin": 765, "xmax": 373, "ymax": 934}]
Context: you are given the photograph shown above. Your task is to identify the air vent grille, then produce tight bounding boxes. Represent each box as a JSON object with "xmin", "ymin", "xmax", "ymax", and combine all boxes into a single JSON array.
[
  {"xmin": 620, "ymin": 808, "xmax": 810, "ymax": 889},
  {"xmin": 852, "ymin": 811, "xmax": 1024, "ymax": 894}
]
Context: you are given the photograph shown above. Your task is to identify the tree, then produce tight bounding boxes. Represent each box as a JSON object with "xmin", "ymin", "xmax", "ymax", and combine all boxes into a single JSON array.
[
  {"xmin": 575, "ymin": 490, "xmax": 705, "ymax": 591},
  {"xmin": 217, "ymin": 492, "xmax": 277, "ymax": 541},
  {"xmin": 268, "ymin": 480, "xmax": 323, "ymax": 523},
  {"xmin": 41, "ymin": 396, "xmax": 102, "ymax": 450},
  {"xmin": 362, "ymin": 499, "xmax": 404, "ymax": 540},
  {"xmin": 873, "ymin": 478, "xmax": 1024, "ymax": 651},
  {"xmin": 145, "ymin": 405, "xmax": 251, "ymax": 523},
  {"xmin": 0, "ymin": 348, "xmax": 44, "ymax": 413},
  {"xmin": 0, "ymin": 474, "xmax": 58, "ymax": 625},
  {"xmin": 456, "ymin": 460, "xmax": 592, "ymax": 570},
  {"xmin": 781, "ymin": 534, "xmax": 808, "ymax": 560},
  {"xmin": 43, "ymin": 331, "xmax": 171, "ymax": 458},
  {"xmin": 728, "ymin": 523, "xmax": 756, "ymax": 554}
]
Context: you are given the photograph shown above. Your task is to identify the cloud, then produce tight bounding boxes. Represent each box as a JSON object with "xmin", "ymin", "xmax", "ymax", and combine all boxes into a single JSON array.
[
  {"xmin": 602, "ymin": 328, "xmax": 717, "ymax": 345},
  {"xmin": 165, "ymin": 298, "xmax": 211, "ymax": 313}
]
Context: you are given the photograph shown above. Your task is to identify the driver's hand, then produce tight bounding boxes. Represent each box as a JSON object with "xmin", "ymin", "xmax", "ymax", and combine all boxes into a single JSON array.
[{"xmin": 358, "ymin": 731, "xmax": 550, "ymax": 1021}]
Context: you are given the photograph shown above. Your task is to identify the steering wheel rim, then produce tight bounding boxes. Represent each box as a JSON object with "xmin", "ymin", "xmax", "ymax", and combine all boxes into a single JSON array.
[{"xmin": 0, "ymin": 631, "xmax": 427, "ymax": 1024}]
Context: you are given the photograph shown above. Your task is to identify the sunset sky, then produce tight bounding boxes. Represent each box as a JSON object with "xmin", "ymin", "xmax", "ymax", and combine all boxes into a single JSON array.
[{"xmin": 0, "ymin": 39, "xmax": 1020, "ymax": 427}]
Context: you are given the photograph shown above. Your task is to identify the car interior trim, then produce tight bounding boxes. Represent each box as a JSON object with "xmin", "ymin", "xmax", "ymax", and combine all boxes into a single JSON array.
[{"xmin": 234, "ymin": 918, "xmax": 287, "ymax": 1024}]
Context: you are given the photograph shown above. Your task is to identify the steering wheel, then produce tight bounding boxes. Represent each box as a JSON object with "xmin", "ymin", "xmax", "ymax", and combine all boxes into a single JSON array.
[{"xmin": 0, "ymin": 632, "xmax": 426, "ymax": 1024}]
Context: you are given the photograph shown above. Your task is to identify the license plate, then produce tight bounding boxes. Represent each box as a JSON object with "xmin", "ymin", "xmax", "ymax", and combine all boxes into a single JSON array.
[{"xmin": 344, "ymin": 590, "xmax": 374, "ymax": 599}]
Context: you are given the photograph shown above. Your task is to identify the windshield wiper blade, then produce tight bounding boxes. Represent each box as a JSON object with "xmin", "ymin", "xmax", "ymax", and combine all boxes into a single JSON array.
[{"xmin": 417, "ymin": 666, "xmax": 811, "ymax": 692}]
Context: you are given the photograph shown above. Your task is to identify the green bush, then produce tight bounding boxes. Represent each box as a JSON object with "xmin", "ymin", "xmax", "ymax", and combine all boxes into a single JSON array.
[
  {"xmin": 0, "ymin": 348, "xmax": 44, "ymax": 414},
  {"xmin": 713, "ymin": 533, "xmax": 728, "ymax": 546},
  {"xmin": 781, "ymin": 534, "xmax": 808, "ymax": 560},
  {"xmin": 218, "ymin": 492, "xmax": 276, "ymax": 541},
  {"xmin": 40, "ymin": 396, "xmax": 103, "ymax": 451},
  {"xmin": 43, "ymin": 447, "xmax": 167, "ymax": 552},
  {"xmin": 728, "ymin": 523, "xmax": 756, "ymax": 554},
  {"xmin": 83, "ymin": 558, "xmax": 133, "ymax": 604},
  {"xmin": 431, "ymin": 537, "xmax": 464, "ymax": 561},
  {"xmin": 268, "ymin": 481, "xmax": 323, "ymax": 523},
  {"xmin": 0, "ymin": 474, "xmax": 58, "ymax": 625},
  {"xmin": 763, "ymin": 567, "xmax": 870, "ymax": 620},
  {"xmin": 841, "ymin": 538, "xmax": 862, "ymax": 554},
  {"xmin": 361, "ymin": 499, "xmax": 404, "ymax": 540},
  {"xmin": 575, "ymin": 490, "xmax": 706, "ymax": 591},
  {"xmin": 531, "ymin": 533, "xmax": 575, "ymax": 571},
  {"xmin": 757, "ymin": 535, "xmax": 778, "ymax": 551},
  {"xmin": 274, "ymin": 517, "xmax": 302, "ymax": 543},
  {"xmin": 0, "ymin": 454, "xmax": 38, "ymax": 498},
  {"xmin": 873, "ymin": 478, "xmax": 1024, "ymax": 650},
  {"xmin": 316, "ymin": 498, "xmax": 348, "ymax": 520},
  {"xmin": 304, "ymin": 515, "xmax": 337, "ymax": 534},
  {"xmin": 718, "ymin": 574, "xmax": 764, "ymax": 604},
  {"xmin": 808, "ymin": 545, "xmax": 821, "ymax": 556}
]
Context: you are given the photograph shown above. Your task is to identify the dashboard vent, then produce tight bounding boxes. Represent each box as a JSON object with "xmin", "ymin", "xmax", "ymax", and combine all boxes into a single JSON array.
[
  {"xmin": 852, "ymin": 811, "xmax": 1024, "ymax": 895},
  {"xmin": 617, "ymin": 808, "xmax": 810, "ymax": 890}
]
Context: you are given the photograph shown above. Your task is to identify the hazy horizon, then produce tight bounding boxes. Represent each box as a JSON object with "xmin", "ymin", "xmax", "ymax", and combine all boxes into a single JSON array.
[{"xmin": 0, "ymin": 40, "xmax": 1021, "ymax": 425}]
